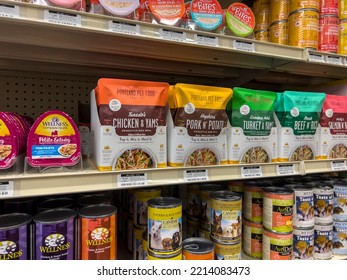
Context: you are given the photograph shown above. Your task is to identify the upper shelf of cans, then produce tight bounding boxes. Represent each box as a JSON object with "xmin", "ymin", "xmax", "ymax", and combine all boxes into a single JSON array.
[
  {"xmin": 2, "ymin": 80, "xmax": 347, "ymax": 198},
  {"xmin": 2, "ymin": 0, "xmax": 347, "ymax": 83}
]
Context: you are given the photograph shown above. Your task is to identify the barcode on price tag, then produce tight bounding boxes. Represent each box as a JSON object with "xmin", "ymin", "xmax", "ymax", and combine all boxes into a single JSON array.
[
  {"xmin": 117, "ymin": 173, "xmax": 148, "ymax": 187},
  {"xmin": 233, "ymin": 40, "xmax": 255, "ymax": 52},
  {"xmin": 159, "ymin": 28, "xmax": 186, "ymax": 42},
  {"xmin": 184, "ymin": 169, "xmax": 209, "ymax": 182},
  {"xmin": 241, "ymin": 166, "xmax": 262, "ymax": 178},
  {"xmin": 108, "ymin": 21, "xmax": 140, "ymax": 35},
  {"xmin": 0, "ymin": 4, "xmax": 19, "ymax": 18},
  {"xmin": 308, "ymin": 53, "xmax": 325, "ymax": 63},
  {"xmin": 326, "ymin": 55, "xmax": 342, "ymax": 65},
  {"xmin": 194, "ymin": 34, "xmax": 219, "ymax": 46},
  {"xmin": 276, "ymin": 164, "xmax": 296, "ymax": 175},
  {"xmin": 44, "ymin": 10, "xmax": 81, "ymax": 27},
  {"xmin": 0, "ymin": 181, "xmax": 14, "ymax": 198},
  {"xmin": 331, "ymin": 160, "xmax": 347, "ymax": 171}
]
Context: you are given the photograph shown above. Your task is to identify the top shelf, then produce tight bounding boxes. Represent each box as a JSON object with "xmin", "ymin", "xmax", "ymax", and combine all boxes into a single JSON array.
[{"xmin": 1, "ymin": 0, "xmax": 347, "ymax": 87}]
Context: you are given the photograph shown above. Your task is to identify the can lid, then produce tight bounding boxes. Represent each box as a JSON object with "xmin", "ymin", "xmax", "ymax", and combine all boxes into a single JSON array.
[
  {"xmin": 78, "ymin": 204, "xmax": 117, "ymax": 218},
  {"xmin": 289, "ymin": 8, "xmax": 319, "ymax": 17},
  {"xmin": 76, "ymin": 194, "xmax": 110, "ymax": 208},
  {"xmin": 183, "ymin": 237, "xmax": 214, "ymax": 254},
  {"xmin": 263, "ymin": 186, "xmax": 293, "ymax": 194},
  {"xmin": 199, "ymin": 184, "xmax": 226, "ymax": 193},
  {"xmin": 37, "ymin": 197, "xmax": 74, "ymax": 211},
  {"xmin": 283, "ymin": 184, "xmax": 313, "ymax": 191},
  {"xmin": 210, "ymin": 235, "xmax": 241, "ymax": 245},
  {"xmin": 134, "ymin": 187, "xmax": 161, "ymax": 193},
  {"xmin": 34, "ymin": 208, "xmax": 77, "ymax": 224},
  {"xmin": 148, "ymin": 197, "xmax": 182, "ymax": 208},
  {"xmin": 0, "ymin": 213, "xmax": 32, "ymax": 230},
  {"xmin": 210, "ymin": 191, "xmax": 242, "ymax": 201},
  {"xmin": 270, "ymin": 19, "xmax": 288, "ymax": 26}
]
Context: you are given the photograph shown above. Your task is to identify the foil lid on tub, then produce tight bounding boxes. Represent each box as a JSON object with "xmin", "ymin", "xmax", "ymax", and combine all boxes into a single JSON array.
[
  {"xmin": 148, "ymin": 0, "xmax": 185, "ymax": 25},
  {"xmin": 190, "ymin": 0, "xmax": 223, "ymax": 31},
  {"xmin": 226, "ymin": 2, "xmax": 255, "ymax": 37},
  {"xmin": 26, "ymin": 110, "xmax": 81, "ymax": 168},
  {"xmin": 99, "ymin": 0, "xmax": 140, "ymax": 16}
]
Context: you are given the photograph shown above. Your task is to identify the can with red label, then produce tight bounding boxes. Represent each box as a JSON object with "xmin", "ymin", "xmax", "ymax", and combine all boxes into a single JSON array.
[
  {"xmin": 318, "ymin": 15, "xmax": 339, "ymax": 52},
  {"xmin": 320, "ymin": 0, "xmax": 338, "ymax": 14}
]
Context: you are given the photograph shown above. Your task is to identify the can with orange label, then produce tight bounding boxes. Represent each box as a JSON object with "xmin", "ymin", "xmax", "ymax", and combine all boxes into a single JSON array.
[
  {"xmin": 290, "ymin": 0, "xmax": 320, "ymax": 12},
  {"xmin": 339, "ymin": 19, "xmax": 347, "ymax": 55},
  {"xmin": 270, "ymin": 20, "xmax": 289, "ymax": 44},
  {"xmin": 263, "ymin": 187, "xmax": 294, "ymax": 232},
  {"xmin": 288, "ymin": 8, "xmax": 319, "ymax": 49},
  {"xmin": 320, "ymin": 0, "xmax": 338, "ymax": 14},
  {"xmin": 244, "ymin": 186, "xmax": 264, "ymax": 223},
  {"xmin": 182, "ymin": 237, "xmax": 214, "ymax": 260},
  {"xmin": 318, "ymin": 15, "xmax": 339, "ymax": 52},
  {"xmin": 254, "ymin": 29, "xmax": 270, "ymax": 41},
  {"xmin": 270, "ymin": 0, "xmax": 290, "ymax": 22},
  {"xmin": 79, "ymin": 204, "xmax": 117, "ymax": 260},
  {"xmin": 262, "ymin": 228, "xmax": 293, "ymax": 260}
]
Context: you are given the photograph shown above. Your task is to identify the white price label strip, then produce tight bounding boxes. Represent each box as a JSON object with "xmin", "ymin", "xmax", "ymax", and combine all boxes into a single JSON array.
[
  {"xmin": 194, "ymin": 34, "xmax": 219, "ymax": 47},
  {"xmin": 117, "ymin": 173, "xmax": 148, "ymax": 187},
  {"xmin": 233, "ymin": 40, "xmax": 255, "ymax": 52},
  {"xmin": 308, "ymin": 53, "xmax": 325, "ymax": 63},
  {"xmin": 326, "ymin": 55, "xmax": 342, "ymax": 65},
  {"xmin": 276, "ymin": 164, "xmax": 296, "ymax": 176},
  {"xmin": 44, "ymin": 10, "xmax": 81, "ymax": 27},
  {"xmin": 0, "ymin": 181, "xmax": 14, "ymax": 198},
  {"xmin": 159, "ymin": 28, "xmax": 186, "ymax": 42},
  {"xmin": 331, "ymin": 160, "xmax": 347, "ymax": 171},
  {"xmin": 241, "ymin": 166, "xmax": 262, "ymax": 178},
  {"xmin": 0, "ymin": 4, "xmax": 19, "ymax": 18},
  {"xmin": 184, "ymin": 169, "xmax": 209, "ymax": 182},
  {"xmin": 108, "ymin": 21, "xmax": 140, "ymax": 35}
]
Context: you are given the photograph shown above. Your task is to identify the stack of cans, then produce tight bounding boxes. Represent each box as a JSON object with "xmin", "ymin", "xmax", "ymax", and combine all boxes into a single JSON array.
[
  {"xmin": 253, "ymin": 0, "xmax": 271, "ymax": 42},
  {"xmin": 269, "ymin": 0, "xmax": 290, "ymax": 44}
]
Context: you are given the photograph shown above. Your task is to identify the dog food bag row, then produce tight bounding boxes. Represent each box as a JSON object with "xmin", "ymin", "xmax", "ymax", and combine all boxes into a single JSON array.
[
  {"xmin": 317, "ymin": 94, "xmax": 347, "ymax": 159},
  {"xmin": 0, "ymin": 112, "xmax": 31, "ymax": 169},
  {"xmin": 275, "ymin": 91, "xmax": 326, "ymax": 162},
  {"xmin": 92, "ymin": 78, "xmax": 169, "ymax": 171},
  {"xmin": 167, "ymin": 83, "xmax": 232, "ymax": 167},
  {"xmin": 226, "ymin": 87, "xmax": 278, "ymax": 164}
]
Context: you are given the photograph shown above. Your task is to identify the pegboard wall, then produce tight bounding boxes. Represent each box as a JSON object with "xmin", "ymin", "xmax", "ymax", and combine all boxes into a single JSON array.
[{"xmin": 0, "ymin": 71, "xmax": 97, "ymax": 123}]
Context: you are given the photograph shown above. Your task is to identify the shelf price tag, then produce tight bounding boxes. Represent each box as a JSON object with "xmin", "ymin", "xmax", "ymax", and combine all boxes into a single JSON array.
[
  {"xmin": 0, "ymin": 181, "xmax": 14, "ymax": 198},
  {"xmin": 184, "ymin": 169, "xmax": 209, "ymax": 182},
  {"xmin": 326, "ymin": 55, "xmax": 343, "ymax": 65},
  {"xmin": 241, "ymin": 166, "xmax": 262, "ymax": 178},
  {"xmin": 308, "ymin": 53, "xmax": 325, "ymax": 63},
  {"xmin": 117, "ymin": 173, "xmax": 148, "ymax": 187},
  {"xmin": 331, "ymin": 160, "xmax": 347, "ymax": 171},
  {"xmin": 44, "ymin": 10, "xmax": 81, "ymax": 27},
  {"xmin": 159, "ymin": 28, "xmax": 186, "ymax": 42},
  {"xmin": 0, "ymin": 4, "xmax": 19, "ymax": 18},
  {"xmin": 233, "ymin": 40, "xmax": 255, "ymax": 52},
  {"xmin": 108, "ymin": 20, "xmax": 140, "ymax": 35},
  {"xmin": 276, "ymin": 164, "xmax": 296, "ymax": 176},
  {"xmin": 194, "ymin": 34, "xmax": 219, "ymax": 47}
]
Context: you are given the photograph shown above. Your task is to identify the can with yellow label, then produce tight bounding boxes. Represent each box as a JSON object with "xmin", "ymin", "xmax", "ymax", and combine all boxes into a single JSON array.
[
  {"xmin": 254, "ymin": 29, "xmax": 270, "ymax": 41},
  {"xmin": 270, "ymin": 0, "xmax": 290, "ymax": 22},
  {"xmin": 270, "ymin": 20, "xmax": 289, "ymax": 44},
  {"xmin": 290, "ymin": 0, "xmax": 320, "ymax": 12}
]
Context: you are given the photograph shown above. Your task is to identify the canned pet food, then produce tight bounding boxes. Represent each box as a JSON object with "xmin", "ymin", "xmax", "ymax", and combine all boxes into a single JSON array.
[
  {"xmin": 34, "ymin": 208, "xmax": 77, "ymax": 260},
  {"xmin": 147, "ymin": 251, "xmax": 182, "ymax": 260},
  {"xmin": 290, "ymin": 0, "xmax": 320, "ymax": 11},
  {"xmin": 76, "ymin": 194, "xmax": 111, "ymax": 208},
  {"xmin": 199, "ymin": 184, "xmax": 226, "ymax": 230},
  {"xmin": 133, "ymin": 187, "xmax": 161, "ymax": 227},
  {"xmin": 187, "ymin": 217, "xmax": 199, "ymax": 238},
  {"xmin": 79, "ymin": 204, "xmax": 117, "ymax": 260},
  {"xmin": 262, "ymin": 228, "xmax": 293, "ymax": 260},
  {"xmin": 339, "ymin": 19, "xmax": 347, "ymax": 55},
  {"xmin": 242, "ymin": 219, "xmax": 263, "ymax": 259},
  {"xmin": 270, "ymin": 20, "xmax": 289, "ymax": 44},
  {"xmin": 227, "ymin": 180, "xmax": 244, "ymax": 194},
  {"xmin": 213, "ymin": 239, "xmax": 241, "ymax": 260},
  {"xmin": 333, "ymin": 181, "xmax": 347, "ymax": 220},
  {"xmin": 292, "ymin": 227, "xmax": 314, "ymax": 260},
  {"xmin": 199, "ymin": 227, "xmax": 211, "ymax": 240},
  {"xmin": 263, "ymin": 187, "xmax": 294, "ymax": 232},
  {"xmin": 3, "ymin": 198, "xmax": 37, "ymax": 215},
  {"xmin": 244, "ymin": 186, "xmax": 263, "ymax": 223},
  {"xmin": 285, "ymin": 185, "xmax": 314, "ymax": 228},
  {"xmin": 182, "ymin": 237, "xmax": 214, "ymax": 260},
  {"xmin": 339, "ymin": 0, "xmax": 347, "ymax": 18},
  {"xmin": 37, "ymin": 197, "xmax": 74, "ymax": 212},
  {"xmin": 148, "ymin": 197, "xmax": 182, "ymax": 255},
  {"xmin": 141, "ymin": 227, "xmax": 148, "ymax": 260},
  {"xmin": 333, "ymin": 219, "xmax": 347, "ymax": 255},
  {"xmin": 320, "ymin": 0, "xmax": 338, "ymax": 14},
  {"xmin": 318, "ymin": 15, "xmax": 339, "ymax": 53},
  {"xmin": 133, "ymin": 225, "xmax": 146, "ymax": 260},
  {"xmin": 314, "ymin": 223, "xmax": 333, "ymax": 259},
  {"xmin": 255, "ymin": 8, "xmax": 270, "ymax": 30},
  {"xmin": 253, "ymin": 0, "xmax": 270, "ymax": 14},
  {"xmin": 270, "ymin": 0, "xmax": 290, "ymax": 22},
  {"xmin": 0, "ymin": 213, "xmax": 32, "ymax": 260},
  {"xmin": 288, "ymin": 8, "xmax": 319, "ymax": 49},
  {"xmin": 210, "ymin": 191, "xmax": 242, "ymax": 243},
  {"xmin": 313, "ymin": 185, "xmax": 334, "ymax": 224},
  {"xmin": 254, "ymin": 29, "xmax": 270, "ymax": 41},
  {"xmin": 187, "ymin": 184, "xmax": 200, "ymax": 220}
]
